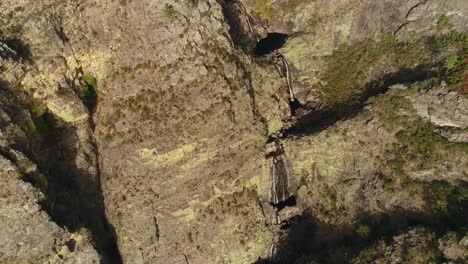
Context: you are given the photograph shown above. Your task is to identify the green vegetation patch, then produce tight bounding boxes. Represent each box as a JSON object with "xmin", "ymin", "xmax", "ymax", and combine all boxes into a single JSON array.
[
  {"xmin": 162, "ymin": 3, "xmax": 175, "ymax": 18},
  {"xmin": 444, "ymin": 54, "xmax": 467, "ymax": 94},
  {"xmin": 356, "ymin": 225, "xmax": 371, "ymax": 239},
  {"xmin": 436, "ymin": 15, "xmax": 452, "ymax": 31},
  {"xmin": 81, "ymin": 74, "xmax": 98, "ymax": 97},
  {"xmin": 362, "ymin": 84, "xmax": 468, "ymax": 232},
  {"xmin": 319, "ymin": 32, "xmax": 468, "ymax": 107},
  {"xmin": 367, "ymin": 90, "xmax": 467, "ymax": 183},
  {"xmin": 352, "ymin": 228, "xmax": 443, "ymax": 264},
  {"xmin": 13, "ymin": 6, "xmax": 25, "ymax": 12},
  {"xmin": 0, "ymin": 78, "xmax": 55, "ymax": 164},
  {"xmin": 78, "ymin": 73, "xmax": 99, "ymax": 110},
  {"xmin": 351, "ymin": 240, "xmax": 387, "ymax": 264},
  {"xmin": 423, "ymin": 181, "xmax": 468, "ymax": 227},
  {"xmin": 0, "ymin": 26, "xmax": 18, "ymax": 39}
]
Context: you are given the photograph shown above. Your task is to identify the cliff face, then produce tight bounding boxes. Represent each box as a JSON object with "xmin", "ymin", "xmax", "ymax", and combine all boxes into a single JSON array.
[{"xmin": 0, "ymin": 0, "xmax": 467, "ymax": 263}]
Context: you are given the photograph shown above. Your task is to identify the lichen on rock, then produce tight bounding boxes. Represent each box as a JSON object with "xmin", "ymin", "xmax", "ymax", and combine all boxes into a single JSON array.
[{"xmin": 0, "ymin": 0, "xmax": 467, "ymax": 263}]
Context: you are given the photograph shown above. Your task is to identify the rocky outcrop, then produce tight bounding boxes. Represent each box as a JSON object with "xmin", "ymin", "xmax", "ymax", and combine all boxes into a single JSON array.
[
  {"xmin": 0, "ymin": 0, "xmax": 467, "ymax": 263},
  {"xmin": 410, "ymin": 84, "xmax": 468, "ymax": 143},
  {"xmin": 0, "ymin": 156, "xmax": 100, "ymax": 263}
]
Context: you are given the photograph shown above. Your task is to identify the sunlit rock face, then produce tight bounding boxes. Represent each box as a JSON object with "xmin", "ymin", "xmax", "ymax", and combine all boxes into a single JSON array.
[{"xmin": 0, "ymin": 0, "xmax": 467, "ymax": 263}]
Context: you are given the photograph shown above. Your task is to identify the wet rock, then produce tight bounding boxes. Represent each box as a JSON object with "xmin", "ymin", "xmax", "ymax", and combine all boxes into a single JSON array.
[
  {"xmin": 261, "ymin": 201, "xmax": 279, "ymax": 225},
  {"xmin": 265, "ymin": 140, "xmax": 283, "ymax": 157},
  {"xmin": 264, "ymin": 153, "xmax": 298, "ymax": 206}
]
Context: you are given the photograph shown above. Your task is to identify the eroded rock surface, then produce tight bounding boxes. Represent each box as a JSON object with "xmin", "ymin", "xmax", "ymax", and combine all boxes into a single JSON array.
[
  {"xmin": 0, "ymin": 150, "xmax": 100, "ymax": 263},
  {"xmin": 0, "ymin": 0, "xmax": 467, "ymax": 263}
]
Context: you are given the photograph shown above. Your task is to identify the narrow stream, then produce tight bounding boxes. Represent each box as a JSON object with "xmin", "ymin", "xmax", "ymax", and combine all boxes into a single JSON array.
[{"xmin": 217, "ymin": 2, "xmax": 303, "ymax": 261}]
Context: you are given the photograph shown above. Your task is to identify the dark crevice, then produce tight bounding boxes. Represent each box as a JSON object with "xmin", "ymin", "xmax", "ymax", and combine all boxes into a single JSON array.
[
  {"xmin": 37, "ymin": 113, "xmax": 122, "ymax": 264},
  {"xmin": 66, "ymin": 239, "xmax": 77, "ymax": 252},
  {"xmin": 245, "ymin": 71, "xmax": 261, "ymax": 123},
  {"xmin": 2, "ymin": 38, "xmax": 33, "ymax": 62},
  {"xmin": 393, "ymin": 21, "xmax": 411, "ymax": 36},
  {"xmin": 183, "ymin": 253, "xmax": 191, "ymax": 264},
  {"xmin": 254, "ymin": 33, "xmax": 288, "ymax": 56},
  {"xmin": 65, "ymin": 67, "xmax": 99, "ymax": 117},
  {"xmin": 0, "ymin": 79, "xmax": 122, "ymax": 263},
  {"xmin": 54, "ymin": 24, "xmax": 70, "ymax": 44},
  {"xmin": 394, "ymin": 0, "xmax": 428, "ymax": 36},
  {"xmin": 217, "ymin": 0, "xmax": 259, "ymax": 51},
  {"xmin": 404, "ymin": 0, "xmax": 429, "ymax": 20},
  {"xmin": 153, "ymin": 216, "xmax": 160, "ymax": 241},
  {"xmin": 274, "ymin": 195, "xmax": 296, "ymax": 211},
  {"xmin": 288, "ymin": 99, "xmax": 300, "ymax": 116},
  {"xmin": 0, "ymin": 25, "xmax": 33, "ymax": 63},
  {"xmin": 48, "ymin": 12, "xmax": 70, "ymax": 44}
]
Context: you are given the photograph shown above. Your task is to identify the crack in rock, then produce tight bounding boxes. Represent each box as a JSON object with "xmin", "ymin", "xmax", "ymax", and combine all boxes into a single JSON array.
[{"xmin": 394, "ymin": 0, "xmax": 429, "ymax": 36}]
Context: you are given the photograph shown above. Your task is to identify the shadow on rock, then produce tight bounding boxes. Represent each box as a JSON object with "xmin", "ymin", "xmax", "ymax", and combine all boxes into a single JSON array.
[
  {"xmin": 256, "ymin": 186, "xmax": 467, "ymax": 264},
  {"xmin": 0, "ymin": 27, "xmax": 33, "ymax": 63},
  {"xmin": 289, "ymin": 63, "xmax": 443, "ymax": 137},
  {"xmin": 0, "ymin": 80, "xmax": 121, "ymax": 264},
  {"xmin": 38, "ymin": 109, "xmax": 122, "ymax": 264}
]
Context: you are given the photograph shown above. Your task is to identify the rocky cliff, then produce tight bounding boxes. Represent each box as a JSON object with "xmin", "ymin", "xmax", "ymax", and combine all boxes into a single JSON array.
[{"xmin": 0, "ymin": 0, "xmax": 467, "ymax": 263}]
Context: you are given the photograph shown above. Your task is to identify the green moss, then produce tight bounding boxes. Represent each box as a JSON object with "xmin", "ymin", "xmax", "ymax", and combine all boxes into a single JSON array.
[
  {"xmin": 356, "ymin": 225, "xmax": 371, "ymax": 239},
  {"xmin": 13, "ymin": 6, "xmax": 25, "ymax": 12},
  {"xmin": 365, "ymin": 88, "xmax": 468, "ymax": 192},
  {"xmin": 372, "ymin": 92, "xmax": 467, "ymax": 176},
  {"xmin": 320, "ymin": 35, "xmax": 420, "ymax": 106},
  {"xmin": 1, "ymin": 78, "xmax": 54, "ymax": 165},
  {"xmin": 82, "ymin": 74, "xmax": 97, "ymax": 93},
  {"xmin": 162, "ymin": 4, "xmax": 175, "ymax": 18},
  {"xmin": 425, "ymin": 31, "xmax": 468, "ymax": 51},
  {"xmin": 424, "ymin": 181, "xmax": 468, "ymax": 224},
  {"xmin": 79, "ymin": 73, "xmax": 98, "ymax": 109},
  {"xmin": 253, "ymin": 0, "xmax": 272, "ymax": 21},
  {"xmin": 1, "ymin": 26, "xmax": 18, "ymax": 39},
  {"xmin": 436, "ymin": 15, "xmax": 452, "ymax": 31},
  {"xmin": 444, "ymin": 54, "xmax": 466, "ymax": 93},
  {"xmin": 445, "ymin": 55, "xmax": 459, "ymax": 69},
  {"xmin": 410, "ymin": 120, "xmax": 465, "ymax": 159},
  {"xmin": 396, "ymin": 122, "xmax": 445, "ymax": 166}
]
